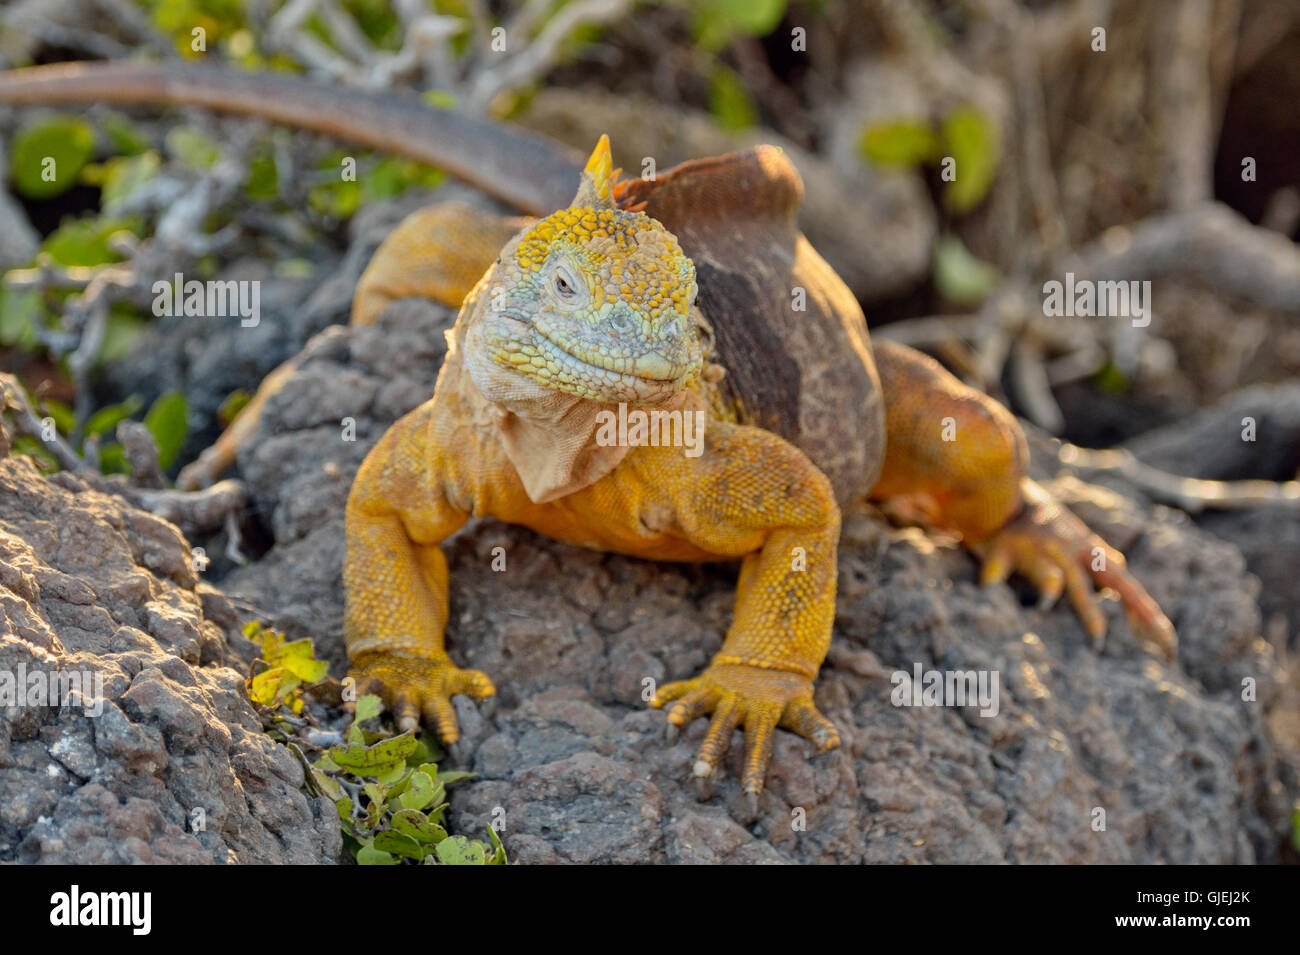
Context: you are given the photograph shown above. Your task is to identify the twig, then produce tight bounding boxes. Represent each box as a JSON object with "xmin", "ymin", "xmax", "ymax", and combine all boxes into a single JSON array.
[
  {"xmin": 1009, "ymin": 337, "xmax": 1065, "ymax": 433},
  {"xmin": 1061, "ymin": 202, "xmax": 1300, "ymax": 313},
  {"xmin": 128, "ymin": 479, "xmax": 248, "ymax": 534},
  {"xmin": 465, "ymin": 0, "xmax": 633, "ymax": 111},
  {"xmin": 1154, "ymin": 0, "xmax": 1214, "ymax": 209},
  {"xmin": 116, "ymin": 420, "xmax": 166, "ymax": 489},
  {"xmin": 0, "ymin": 374, "xmax": 88, "ymax": 472},
  {"xmin": 1057, "ymin": 443, "xmax": 1300, "ymax": 513}
]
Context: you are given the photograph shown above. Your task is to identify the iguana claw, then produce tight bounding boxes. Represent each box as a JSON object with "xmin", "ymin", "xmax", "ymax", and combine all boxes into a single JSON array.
[
  {"xmin": 976, "ymin": 482, "xmax": 1177, "ymax": 661},
  {"xmin": 651, "ymin": 663, "xmax": 840, "ymax": 796},
  {"xmin": 349, "ymin": 650, "xmax": 496, "ymax": 743}
]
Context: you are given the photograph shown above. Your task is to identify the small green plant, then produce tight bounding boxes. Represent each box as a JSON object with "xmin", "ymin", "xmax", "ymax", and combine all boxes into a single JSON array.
[
  {"xmin": 244, "ymin": 620, "xmax": 330, "ymax": 718},
  {"xmin": 309, "ymin": 695, "xmax": 506, "ymax": 865},
  {"xmin": 243, "ymin": 621, "xmax": 505, "ymax": 865},
  {"xmin": 858, "ymin": 105, "xmax": 1001, "ymax": 213}
]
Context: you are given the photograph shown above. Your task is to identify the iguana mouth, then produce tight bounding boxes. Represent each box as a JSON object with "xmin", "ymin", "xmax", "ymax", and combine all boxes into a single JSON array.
[
  {"xmin": 531, "ymin": 325, "xmax": 689, "ymax": 383},
  {"xmin": 488, "ymin": 309, "xmax": 696, "ymax": 402}
]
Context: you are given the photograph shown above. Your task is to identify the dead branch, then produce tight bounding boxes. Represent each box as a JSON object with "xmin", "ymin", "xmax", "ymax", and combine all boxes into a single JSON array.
[
  {"xmin": 1058, "ymin": 442, "xmax": 1300, "ymax": 512},
  {"xmin": 1061, "ymin": 202, "xmax": 1300, "ymax": 313},
  {"xmin": 1154, "ymin": 0, "xmax": 1215, "ymax": 209},
  {"xmin": 0, "ymin": 373, "xmax": 88, "ymax": 472}
]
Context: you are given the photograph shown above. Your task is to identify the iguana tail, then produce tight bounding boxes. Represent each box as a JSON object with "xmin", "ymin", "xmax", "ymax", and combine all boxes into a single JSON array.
[{"xmin": 0, "ymin": 61, "xmax": 583, "ymax": 216}]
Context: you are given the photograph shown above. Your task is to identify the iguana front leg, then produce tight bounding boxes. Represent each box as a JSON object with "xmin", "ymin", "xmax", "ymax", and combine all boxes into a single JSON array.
[
  {"xmin": 343, "ymin": 403, "xmax": 495, "ymax": 738},
  {"xmin": 643, "ymin": 423, "xmax": 842, "ymax": 796},
  {"xmin": 869, "ymin": 339, "xmax": 1176, "ymax": 659}
]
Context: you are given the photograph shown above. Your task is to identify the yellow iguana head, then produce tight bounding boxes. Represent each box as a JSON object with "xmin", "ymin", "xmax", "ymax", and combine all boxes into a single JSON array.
[{"xmin": 472, "ymin": 136, "xmax": 703, "ymax": 406}]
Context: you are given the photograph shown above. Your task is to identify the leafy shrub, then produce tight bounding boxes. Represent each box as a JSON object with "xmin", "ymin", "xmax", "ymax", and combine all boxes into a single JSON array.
[{"xmin": 243, "ymin": 621, "xmax": 506, "ymax": 865}]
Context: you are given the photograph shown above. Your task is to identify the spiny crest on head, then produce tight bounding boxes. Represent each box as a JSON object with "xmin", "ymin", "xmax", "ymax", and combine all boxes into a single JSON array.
[
  {"xmin": 511, "ymin": 135, "xmax": 697, "ymax": 321},
  {"xmin": 572, "ymin": 134, "xmax": 616, "ymax": 210}
]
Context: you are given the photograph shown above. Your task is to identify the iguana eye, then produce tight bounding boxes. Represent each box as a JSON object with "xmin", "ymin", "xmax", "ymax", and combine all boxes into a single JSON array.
[{"xmin": 554, "ymin": 274, "xmax": 574, "ymax": 296}]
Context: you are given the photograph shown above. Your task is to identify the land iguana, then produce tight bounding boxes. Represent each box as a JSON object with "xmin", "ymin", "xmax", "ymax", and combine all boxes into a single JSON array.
[{"xmin": 0, "ymin": 63, "xmax": 1176, "ymax": 798}]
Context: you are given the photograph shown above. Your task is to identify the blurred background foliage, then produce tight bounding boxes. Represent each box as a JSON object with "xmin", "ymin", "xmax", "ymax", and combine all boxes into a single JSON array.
[{"xmin": 2, "ymin": 0, "xmax": 1298, "ymax": 475}]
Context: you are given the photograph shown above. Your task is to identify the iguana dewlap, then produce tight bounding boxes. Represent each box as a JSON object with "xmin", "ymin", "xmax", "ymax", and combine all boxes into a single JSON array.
[{"xmin": 344, "ymin": 137, "xmax": 1176, "ymax": 798}]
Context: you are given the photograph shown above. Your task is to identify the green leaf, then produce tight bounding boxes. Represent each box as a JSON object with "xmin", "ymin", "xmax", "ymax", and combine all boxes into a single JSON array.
[
  {"xmin": 0, "ymin": 286, "xmax": 43, "ymax": 350},
  {"xmin": 373, "ymin": 760, "xmax": 410, "ymax": 786},
  {"xmin": 406, "ymin": 731, "xmax": 444, "ymax": 767},
  {"xmin": 372, "ymin": 829, "xmax": 426, "ymax": 860},
  {"xmin": 83, "ymin": 151, "xmax": 161, "ymax": 207},
  {"xmin": 391, "ymin": 809, "xmax": 447, "ymax": 845},
  {"xmin": 41, "ymin": 216, "xmax": 141, "ymax": 267},
  {"xmin": 486, "ymin": 824, "xmax": 508, "ymax": 865},
  {"xmin": 244, "ymin": 152, "xmax": 279, "ymax": 200},
  {"xmin": 858, "ymin": 119, "xmax": 939, "ymax": 168},
  {"xmin": 310, "ymin": 179, "xmax": 362, "ymax": 219},
  {"xmin": 315, "ymin": 753, "xmax": 340, "ymax": 773},
  {"xmin": 362, "ymin": 157, "xmax": 445, "ymax": 202},
  {"xmin": 263, "ymin": 636, "xmax": 329, "ymax": 682},
  {"xmin": 692, "ymin": 0, "xmax": 787, "ymax": 51},
  {"xmin": 708, "ymin": 66, "xmax": 758, "ymax": 132},
  {"xmin": 165, "ymin": 127, "xmax": 221, "ymax": 170},
  {"xmin": 102, "ymin": 113, "xmax": 150, "ymax": 156},
  {"xmin": 420, "ymin": 89, "xmax": 458, "ymax": 111},
  {"xmin": 356, "ymin": 844, "xmax": 399, "ymax": 866},
  {"xmin": 335, "ymin": 796, "xmax": 353, "ymax": 822},
  {"xmin": 12, "ymin": 435, "xmax": 58, "ymax": 470},
  {"xmin": 353, "ymin": 694, "xmax": 383, "ymax": 724},
  {"xmin": 308, "ymin": 764, "xmax": 343, "ymax": 801},
  {"xmin": 249, "ymin": 666, "xmax": 301, "ymax": 708},
  {"xmin": 932, "ymin": 235, "xmax": 999, "ymax": 307},
  {"xmin": 435, "ymin": 835, "xmax": 487, "ymax": 865},
  {"xmin": 328, "ymin": 731, "xmax": 421, "ymax": 777},
  {"xmin": 36, "ymin": 400, "xmax": 75, "ymax": 440},
  {"xmin": 144, "ymin": 391, "xmax": 188, "ymax": 470},
  {"xmin": 435, "ymin": 769, "xmax": 476, "ymax": 787},
  {"xmin": 218, "ymin": 389, "xmax": 252, "ymax": 426},
  {"xmin": 97, "ymin": 443, "xmax": 127, "ymax": 475},
  {"xmin": 398, "ymin": 770, "xmax": 435, "ymax": 811},
  {"xmin": 940, "ymin": 105, "xmax": 999, "ymax": 213},
  {"xmin": 1093, "ymin": 362, "xmax": 1130, "ymax": 396},
  {"xmin": 84, "ymin": 395, "xmax": 145, "ymax": 440},
  {"xmin": 11, "ymin": 117, "xmax": 96, "ymax": 199}
]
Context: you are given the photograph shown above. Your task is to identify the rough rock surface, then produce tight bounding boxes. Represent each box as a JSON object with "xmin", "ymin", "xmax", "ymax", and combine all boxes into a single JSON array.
[
  {"xmin": 222, "ymin": 299, "xmax": 1295, "ymax": 864},
  {"xmin": 0, "ymin": 453, "xmax": 341, "ymax": 863}
]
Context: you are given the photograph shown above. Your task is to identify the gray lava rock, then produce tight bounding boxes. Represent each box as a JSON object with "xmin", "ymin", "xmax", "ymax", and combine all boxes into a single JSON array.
[
  {"xmin": 0, "ymin": 454, "xmax": 341, "ymax": 863},
  {"xmin": 223, "ymin": 301, "xmax": 1296, "ymax": 864}
]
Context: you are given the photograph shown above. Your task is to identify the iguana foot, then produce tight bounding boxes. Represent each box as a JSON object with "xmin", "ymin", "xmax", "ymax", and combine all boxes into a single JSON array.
[
  {"xmin": 976, "ymin": 483, "xmax": 1176, "ymax": 661},
  {"xmin": 349, "ymin": 650, "xmax": 496, "ymax": 742},
  {"xmin": 651, "ymin": 664, "xmax": 840, "ymax": 795}
]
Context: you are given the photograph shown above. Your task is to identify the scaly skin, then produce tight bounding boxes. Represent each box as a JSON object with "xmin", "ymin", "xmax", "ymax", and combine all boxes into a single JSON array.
[
  {"xmin": 870, "ymin": 339, "xmax": 1175, "ymax": 658},
  {"xmin": 345, "ymin": 138, "xmax": 1176, "ymax": 797},
  {"xmin": 0, "ymin": 62, "xmax": 1178, "ymax": 793}
]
